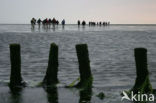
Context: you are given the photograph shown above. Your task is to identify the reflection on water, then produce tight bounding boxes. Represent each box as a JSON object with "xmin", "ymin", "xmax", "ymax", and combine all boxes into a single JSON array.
[
  {"xmin": 44, "ymin": 86, "xmax": 58, "ymax": 103},
  {"xmin": 43, "ymin": 86, "xmax": 93, "ymax": 103},
  {"xmin": 31, "ymin": 24, "xmax": 62, "ymax": 32},
  {"xmin": 79, "ymin": 87, "xmax": 92, "ymax": 103},
  {"xmin": 2, "ymin": 86, "xmax": 93, "ymax": 103},
  {"xmin": 62, "ymin": 25, "xmax": 65, "ymax": 30},
  {"xmin": 9, "ymin": 87, "xmax": 23, "ymax": 103}
]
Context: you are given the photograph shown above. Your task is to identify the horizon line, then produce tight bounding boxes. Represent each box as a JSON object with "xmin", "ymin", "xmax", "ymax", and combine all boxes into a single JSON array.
[{"xmin": 0, "ymin": 23, "xmax": 156, "ymax": 25}]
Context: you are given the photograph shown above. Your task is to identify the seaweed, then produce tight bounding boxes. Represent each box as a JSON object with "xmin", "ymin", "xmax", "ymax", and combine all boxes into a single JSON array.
[{"xmin": 96, "ymin": 92, "xmax": 105, "ymax": 100}]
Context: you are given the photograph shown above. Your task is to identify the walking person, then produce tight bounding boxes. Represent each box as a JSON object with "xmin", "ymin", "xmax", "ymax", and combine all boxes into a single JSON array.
[
  {"xmin": 82, "ymin": 20, "xmax": 86, "ymax": 26},
  {"xmin": 31, "ymin": 18, "xmax": 36, "ymax": 29},
  {"xmin": 78, "ymin": 20, "xmax": 81, "ymax": 26},
  {"xmin": 61, "ymin": 19, "xmax": 65, "ymax": 26},
  {"xmin": 37, "ymin": 18, "xmax": 42, "ymax": 29}
]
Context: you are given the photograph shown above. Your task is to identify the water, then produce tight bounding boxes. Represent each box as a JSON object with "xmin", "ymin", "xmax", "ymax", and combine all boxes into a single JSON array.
[{"xmin": 0, "ymin": 24, "xmax": 156, "ymax": 103}]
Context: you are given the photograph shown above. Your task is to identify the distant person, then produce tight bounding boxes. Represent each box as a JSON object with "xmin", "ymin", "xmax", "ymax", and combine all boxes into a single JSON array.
[
  {"xmin": 103, "ymin": 22, "xmax": 106, "ymax": 26},
  {"xmin": 99, "ymin": 22, "xmax": 102, "ymax": 26},
  {"xmin": 42, "ymin": 19, "xmax": 46, "ymax": 26},
  {"xmin": 37, "ymin": 18, "xmax": 42, "ymax": 28},
  {"xmin": 77, "ymin": 20, "xmax": 81, "ymax": 26},
  {"xmin": 108, "ymin": 22, "xmax": 110, "ymax": 25},
  {"xmin": 82, "ymin": 20, "xmax": 86, "ymax": 26},
  {"xmin": 46, "ymin": 18, "xmax": 49, "ymax": 24},
  {"xmin": 56, "ymin": 20, "xmax": 59, "ymax": 25},
  {"xmin": 33, "ymin": 18, "xmax": 36, "ymax": 24},
  {"xmin": 49, "ymin": 18, "xmax": 52, "ymax": 27},
  {"xmin": 51, "ymin": 18, "xmax": 56, "ymax": 28},
  {"xmin": 45, "ymin": 18, "xmax": 49, "ymax": 28},
  {"xmin": 89, "ymin": 22, "xmax": 91, "ymax": 26},
  {"xmin": 31, "ymin": 18, "xmax": 36, "ymax": 29},
  {"xmin": 52, "ymin": 18, "xmax": 56, "ymax": 25},
  {"xmin": 61, "ymin": 19, "xmax": 65, "ymax": 25},
  {"xmin": 31, "ymin": 18, "xmax": 34, "ymax": 29},
  {"xmin": 105, "ymin": 22, "xmax": 108, "ymax": 26}
]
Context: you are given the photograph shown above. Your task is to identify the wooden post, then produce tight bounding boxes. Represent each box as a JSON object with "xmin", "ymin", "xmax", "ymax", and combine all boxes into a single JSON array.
[
  {"xmin": 132, "ymin": 48, "xmax": 153, "ymax": 94},
  {"xmin": 75, "ymin": 44, "xmax": 93, "ymax": 88},
  {"xmin": 9, "ymin": 44, "xmax": 24, "ymax": 87},
  {"xmin": 43, "ymin": 43, "xmax": 59, "ymax": 86}
]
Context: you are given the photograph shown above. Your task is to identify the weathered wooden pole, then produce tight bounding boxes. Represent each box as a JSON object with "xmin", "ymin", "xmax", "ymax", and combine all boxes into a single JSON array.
[
  {"xmin": 131, "ymin": 48, "xmax": 153, "ymax": 94},
  {"xmin": 43, "ymin": 43, "xmax": 59, "ymax": 86},
  {"xmin": 75, "ymin": 44, "xmax": 93, "ymax": 88},
  {"xmin": 9, "ymin": 44, "xmax": 24, "ymax": 87}
]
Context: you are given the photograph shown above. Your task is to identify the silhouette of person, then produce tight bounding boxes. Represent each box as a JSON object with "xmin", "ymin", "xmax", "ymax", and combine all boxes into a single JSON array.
[
  {"xmin": 37, "ymin": 18, "xmax": 42, "ymax": 29},
  {"xmin": 78, "ymin": 20, "xmax": 81, "ymax": 26},
  {"xmin": 52, "ymin": 18, "xmax": 56, "ymax": 25},
  {"xmin": 56, "ymin": 20, "xmax": 59, "ymax": 25},
  {"xmin": 31, "ymin": 18, "xmax": 36, "ymax": 29},
  {"xmin": 48, "ymin": 18, "xmax": 52, "ymax": 28},
  {"xmin": 61, "ymin": 19, "xmax": 65, "ymax": 25},
  {"xmin": 99, "ymin": 22, "xmax": 102, "ymax": 26},
  {"xmin": 45, "ymin": 18, "xmax": 49, "ymax": 28},
  {"xmin": 82, "ymin": 20, "xmax": 86, "ymax": 26}
]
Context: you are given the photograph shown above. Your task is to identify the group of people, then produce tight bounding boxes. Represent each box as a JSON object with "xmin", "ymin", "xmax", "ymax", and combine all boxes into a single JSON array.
[
  {"xmin": 77, "ymin": 20, "xmax": 110, "ymax": 26},
  {"xmin": 89, "ymin": 21, "xmax": 110, "ymax": 26},
  {"xmin": 31, "ymin": 18, "xmax": 110, "ymax": 29},
  {"xmin": 31, "ymin": 18, "xmax": 66, "ymax": 29},
  {"xmin": 77, "ymin": 20, "xmax": 86, "ymax": 26}
]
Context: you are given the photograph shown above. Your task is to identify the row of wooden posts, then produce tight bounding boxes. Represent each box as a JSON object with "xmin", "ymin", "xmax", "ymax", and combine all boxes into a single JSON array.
[
  {"xmin": 9, "ymin": 43, "xmax": 92, "ymax": 88},
  {"xmin": 9, "ymin": 43, "xmax": 154, "ymax": 94}
]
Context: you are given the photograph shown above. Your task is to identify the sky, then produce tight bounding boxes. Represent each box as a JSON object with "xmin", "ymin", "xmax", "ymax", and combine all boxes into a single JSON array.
[{"xmin": 0, "ymin": 0, "xmax": 156, "ymax": 24}]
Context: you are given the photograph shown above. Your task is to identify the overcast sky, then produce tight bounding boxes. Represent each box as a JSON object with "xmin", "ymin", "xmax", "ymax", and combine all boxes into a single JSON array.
[{"xmin": 0, "ymin": 0, "xmax": 156, "ymax": 24}]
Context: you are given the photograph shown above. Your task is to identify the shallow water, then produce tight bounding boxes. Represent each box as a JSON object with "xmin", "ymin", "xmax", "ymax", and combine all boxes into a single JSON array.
[{"xmin": 0, "ymin": 24, "xmax": 156, "ymax": 103}]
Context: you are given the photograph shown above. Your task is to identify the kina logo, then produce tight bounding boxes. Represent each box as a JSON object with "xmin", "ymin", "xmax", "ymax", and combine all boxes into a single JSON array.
[{"xmin": 121, "ymin": 91, "xmax": 155, "ymax": 102}]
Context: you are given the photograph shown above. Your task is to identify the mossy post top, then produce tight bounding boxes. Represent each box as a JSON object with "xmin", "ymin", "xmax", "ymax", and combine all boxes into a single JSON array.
[
  {"xmin": 10, "ymin": 44, "xmax": 20, "ymax": 49},
  {"xmin": 76, "ymin": 44, "xmax": 88, "ymax": 47},
  {"xmin": 76, "ymin": 44, "xmax": 88, "ymax": 51},
  {"xmin": 51, "ymin": 43, "xmax": 57, "ymax": 47}
]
